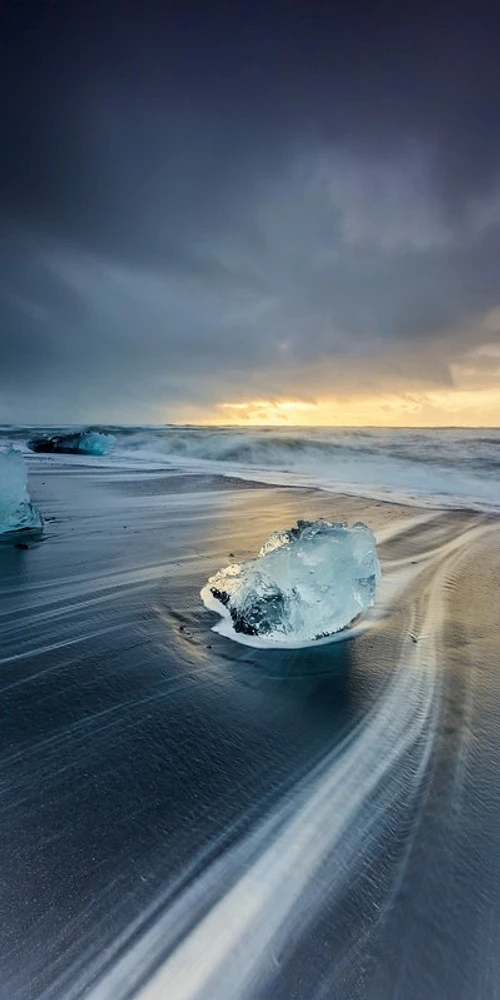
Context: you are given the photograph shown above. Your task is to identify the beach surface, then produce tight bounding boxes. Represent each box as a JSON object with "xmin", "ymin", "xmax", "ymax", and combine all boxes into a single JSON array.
[{"xmin": 1, "ymin": 459, "xmax": 500, "ymax": 1000}]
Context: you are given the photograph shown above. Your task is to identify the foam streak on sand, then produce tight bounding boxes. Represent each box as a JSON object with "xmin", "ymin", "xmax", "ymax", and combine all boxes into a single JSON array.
[{"xmin": 85, "ymin": 519, "xmax": 493, "ymax": 1000}]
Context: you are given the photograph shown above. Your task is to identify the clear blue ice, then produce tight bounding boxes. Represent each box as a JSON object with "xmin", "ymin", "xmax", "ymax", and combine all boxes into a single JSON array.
[
  {"xmin": 28, "ymin": 430, "xmax": 115, "ymax": 456},
  {"xmin": 207, "ymin": 519, "xmax": 381, "ymax": 642},
  {"xmin": 0, "ymin": 449, "xmax": 43, "ymax": 534}
]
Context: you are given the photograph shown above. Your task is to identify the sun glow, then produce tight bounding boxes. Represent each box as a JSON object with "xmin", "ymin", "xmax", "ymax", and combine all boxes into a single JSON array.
[
  {"xmin": 185, "ymin": 386, "xmax": 500, "ymax": 427},
  {"xmin": 217, "ymin": 400, "xmax": 318, "ymax": 424}
]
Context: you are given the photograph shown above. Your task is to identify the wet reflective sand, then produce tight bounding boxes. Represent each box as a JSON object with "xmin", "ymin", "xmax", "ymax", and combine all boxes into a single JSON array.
[{"xmin": 1, "ymin": 462, "xmax": 499, "ymax": 1000}]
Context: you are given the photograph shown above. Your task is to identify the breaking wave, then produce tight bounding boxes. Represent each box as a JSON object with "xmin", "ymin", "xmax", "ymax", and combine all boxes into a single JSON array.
[{"xmin": 2, "ymin": 424, "xmax": 500, "ymax": 511}]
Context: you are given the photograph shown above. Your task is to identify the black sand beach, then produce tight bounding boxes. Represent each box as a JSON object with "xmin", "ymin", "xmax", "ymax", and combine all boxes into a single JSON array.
[{"xmin": 1, "ymin": 461, "xmax": 500, "ymax": 1000}]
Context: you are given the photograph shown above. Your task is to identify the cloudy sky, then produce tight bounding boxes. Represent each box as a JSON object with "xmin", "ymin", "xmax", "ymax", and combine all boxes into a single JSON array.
[{"xmin": 2, "ymin": 0, "xmax": 500, "ymax": 425}]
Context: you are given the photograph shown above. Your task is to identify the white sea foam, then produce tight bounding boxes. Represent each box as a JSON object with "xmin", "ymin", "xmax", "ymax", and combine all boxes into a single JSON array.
[{"xmin": 2, "ymin": 425, "xmax": 500, "ymax": 510}]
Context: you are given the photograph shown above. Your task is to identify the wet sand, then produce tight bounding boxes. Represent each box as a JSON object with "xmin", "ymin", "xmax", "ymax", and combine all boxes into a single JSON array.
[{"xmin": 1, "ymin": 462, "xmax": 499, "ymax": 1000}]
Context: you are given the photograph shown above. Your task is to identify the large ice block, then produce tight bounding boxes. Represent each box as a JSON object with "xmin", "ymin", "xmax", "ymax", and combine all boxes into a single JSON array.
[
  {"xmin": 28, "ymin": 430, "xmax": 114, "ymax": 456},
  {"xmin": 204, "ymin": 519, "xmax": 380, "ymax": 643},
  {"xmin": 0, "ymin": 449, "xmax": 43, "ymax": 535}
]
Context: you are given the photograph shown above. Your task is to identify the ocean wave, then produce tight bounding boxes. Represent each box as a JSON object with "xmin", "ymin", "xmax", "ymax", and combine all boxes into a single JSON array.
[{"xmin": 2, "ymin": 424, "xmax": 500, "ymax": 511}]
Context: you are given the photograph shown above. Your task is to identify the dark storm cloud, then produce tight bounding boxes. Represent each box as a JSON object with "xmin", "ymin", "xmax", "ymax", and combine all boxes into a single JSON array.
[{"xmin": 1, "ymin": 0, "xmax": 500, "ymax": 420}]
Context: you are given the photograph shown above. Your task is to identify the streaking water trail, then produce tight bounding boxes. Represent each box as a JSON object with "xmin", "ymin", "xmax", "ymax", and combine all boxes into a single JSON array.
[
  {"xmin": 2, "ymin": 463, "xmax": 500, "ymax": 1000},
  {"xmin": 81, "ymin": 520, "xmax": 494, "ymax": 1000}
]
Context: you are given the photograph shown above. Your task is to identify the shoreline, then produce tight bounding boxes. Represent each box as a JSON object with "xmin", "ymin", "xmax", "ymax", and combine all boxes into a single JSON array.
[
  {"xmin": 23, "ymin": 449, "xmax": 500, "ymax": 519},
  {"xmin": 8, "ymin": 420, "xmax": 500, "ymax": 515}
]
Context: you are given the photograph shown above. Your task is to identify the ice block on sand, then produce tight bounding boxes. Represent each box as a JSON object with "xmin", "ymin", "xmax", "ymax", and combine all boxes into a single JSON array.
[
  {"xmin": 0, "ymin": 449, "xmax": 43, "ymax": 535},
  {"xmin": 204, "ymin": 519, "xmax": 380, "ymax": 643},
  {"xmin": 28, "ymin": 430, "xmax": 114, "ymax": 456}
]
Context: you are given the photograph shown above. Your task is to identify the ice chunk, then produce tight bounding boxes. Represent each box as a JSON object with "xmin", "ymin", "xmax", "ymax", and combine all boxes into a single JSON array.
[
  {"xmin": 28, "ymin": 430, "xmax": 115, "ymax": 456},
  {"xmin": 203, "ymin": 519, "xmax": 380, "ymax": 643},
  {"xmin": 0, "ymin": 449, "xmax": 43, "ymax": 535}
]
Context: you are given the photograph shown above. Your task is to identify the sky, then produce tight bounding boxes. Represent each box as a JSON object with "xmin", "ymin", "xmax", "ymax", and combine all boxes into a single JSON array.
[{"xmin": 1, "ymin": 0, "xmax": 500, "ymax": 426}]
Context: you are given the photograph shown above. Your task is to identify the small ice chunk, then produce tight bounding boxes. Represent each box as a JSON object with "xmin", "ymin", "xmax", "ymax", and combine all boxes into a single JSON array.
[
  {"xmin": 0, "ymin": 449, "xmax": 43, "ymax": 535},
  {"xmin": 28, "ymin": 430, "xmax": 114, "ymax": 456},
  {"xmin": 204, "ymin": 519, "xmax": 380, "ymax": 643}
]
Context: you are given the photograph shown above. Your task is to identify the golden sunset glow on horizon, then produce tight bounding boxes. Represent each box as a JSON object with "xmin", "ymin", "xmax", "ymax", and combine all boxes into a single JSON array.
[
  {"xmin": 163, "ymin": 329, "xmax": 500, "ymax": 428},
  {"xmin": 179, "ymin": 385, "xmax": 500, "ymax": 428}
]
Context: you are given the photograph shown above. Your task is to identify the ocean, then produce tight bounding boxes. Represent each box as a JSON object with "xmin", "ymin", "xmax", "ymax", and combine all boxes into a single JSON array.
[{"xmin": 3, "ymin": 424, "xmax": 500, "ymax": 510}]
